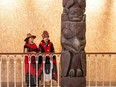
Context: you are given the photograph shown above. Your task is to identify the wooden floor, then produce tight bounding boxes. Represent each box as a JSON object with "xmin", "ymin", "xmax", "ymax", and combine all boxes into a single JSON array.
[
  {"xmin": 1, "ymin": 83, "xmax": 116, "ymax": 87},
  {"xmin": 1, "ymin": 82, "xmax": 59, "ymax": 87}
]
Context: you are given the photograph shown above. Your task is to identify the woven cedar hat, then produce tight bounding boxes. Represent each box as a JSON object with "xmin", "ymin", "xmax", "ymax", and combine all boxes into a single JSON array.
[{"xmin": 24, "ymin": 33, "xmax": 36, "ymax": 41}]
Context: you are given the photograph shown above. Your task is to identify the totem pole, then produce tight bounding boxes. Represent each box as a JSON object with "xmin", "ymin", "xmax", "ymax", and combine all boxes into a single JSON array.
[{"xmin": 61, "ymin": 0, "xmax": 86, "ymax": 87}]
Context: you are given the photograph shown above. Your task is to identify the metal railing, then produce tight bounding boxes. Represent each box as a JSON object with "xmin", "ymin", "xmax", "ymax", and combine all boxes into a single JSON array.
[
  {"xmin": 0, "ymin": 52, "xmax": 116, "ymax": 87},
  {"xmin": 0, "ymin": 53, "xmax": 61, "ymax": 87},
  {"xmin": 86, "ymin": 52, "xmax": 116, "ymax": 87}
]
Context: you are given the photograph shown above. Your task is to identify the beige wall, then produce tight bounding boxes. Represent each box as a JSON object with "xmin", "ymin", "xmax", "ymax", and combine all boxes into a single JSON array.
[
  {"xmin": 0, "ymin": 0, "xmax": 62, "ymax": 53},
  {"xmin": 86, "ymin": 0, "xmax": 116, "ymax": 52},
  {"xmin": 0, "ymin": 0, "xmax": 116, "ymax": 53}
]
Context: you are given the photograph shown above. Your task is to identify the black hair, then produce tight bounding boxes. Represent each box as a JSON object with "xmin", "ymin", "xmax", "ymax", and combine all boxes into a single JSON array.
[{"xmin": 25, "ymin": 39, "xmax": 29, "ymax": 44}]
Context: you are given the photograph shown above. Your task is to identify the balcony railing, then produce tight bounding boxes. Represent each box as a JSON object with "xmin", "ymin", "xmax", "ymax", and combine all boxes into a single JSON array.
[
  {"xmin": 86, "ymin": 52, "xmax": 116, "ymax": 87},
  {"xmin": 0, "ymin": 53, "xmax": 61, "ymax": 87},
  {"xmin": 0, "ymin": 52, "xmax": 116, "ymax": 87}
]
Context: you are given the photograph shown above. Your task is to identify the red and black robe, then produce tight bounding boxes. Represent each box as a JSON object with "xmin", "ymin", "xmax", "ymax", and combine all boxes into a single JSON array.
[
  {"xmin": 38, "ymin": 40, "xmax": 58, "ymax": 81},
  {"xmin": 24, "ymin": 43, "xmax": 40, "ymax": 76}
]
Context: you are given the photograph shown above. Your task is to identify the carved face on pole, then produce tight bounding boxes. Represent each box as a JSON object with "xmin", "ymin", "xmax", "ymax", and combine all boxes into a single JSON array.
[{"xmin": 68, "ymin": 7, "xmax": 83, "ymax": 21}]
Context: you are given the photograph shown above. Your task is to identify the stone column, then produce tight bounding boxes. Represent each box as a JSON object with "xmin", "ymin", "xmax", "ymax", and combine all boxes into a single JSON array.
[{"xmin": 61, "ymin": 0, "xmax": 86, "ymax": 87}]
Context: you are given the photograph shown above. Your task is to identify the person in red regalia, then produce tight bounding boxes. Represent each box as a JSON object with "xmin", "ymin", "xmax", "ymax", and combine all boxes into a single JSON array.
[
  {"xmin": 38, "ymin": 31, "xmax": 58, "ymax": 83},
  {"xmin": 24, "ymin": 33, "xmax": 39, "ymax": 86}
]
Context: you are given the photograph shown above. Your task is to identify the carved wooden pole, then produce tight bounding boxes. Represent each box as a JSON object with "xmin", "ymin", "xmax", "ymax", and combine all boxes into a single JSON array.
[{"xmin": 61, "ymin": 0, "xmax": 86, "ymax": 87}]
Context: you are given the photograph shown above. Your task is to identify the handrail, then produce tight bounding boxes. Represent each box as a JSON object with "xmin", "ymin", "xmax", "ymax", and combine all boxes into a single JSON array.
[
  {"xmin": 86, "ymin": 52, "xmax": 116, "ymax": 54},
  {"xmin": 0, "ymin": 52, "xmax": 116, "ymax": 55},
  {"xmin": 0, "ymin": 53, "xmax": 61, "ymax": 55}
]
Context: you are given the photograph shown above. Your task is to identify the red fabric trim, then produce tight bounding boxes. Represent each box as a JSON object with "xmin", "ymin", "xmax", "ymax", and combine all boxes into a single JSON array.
[
  {"xmin": 53, "ymin": 72, "xmax": 58, "ymax": 81},
  {"xmin": 38, "ymin": 63, "xmax": 43, "ymax": 76},
  {"xmin": 53, "ymin": 58, "xmax": 56, "ymax": 64},
  {"xmin": 25, "ymin": 56, "xmax": 43, "ymax": 77},
  {"xmin": 24, "ymin": 56, "xmax": 36, "ymax": 76}
]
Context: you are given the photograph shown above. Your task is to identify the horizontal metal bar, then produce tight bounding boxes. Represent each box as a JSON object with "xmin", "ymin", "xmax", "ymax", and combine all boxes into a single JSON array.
[
  {"xmin": 0, "ymin": 53, "xmax": 61, "ymax": 55},
  {"xmin": 86, "ymin": 52, "xmax": 116, "ymax": 54},
  {"xmin": 0, "ymin": 52, "xmax": 116, "ymax": 55}
]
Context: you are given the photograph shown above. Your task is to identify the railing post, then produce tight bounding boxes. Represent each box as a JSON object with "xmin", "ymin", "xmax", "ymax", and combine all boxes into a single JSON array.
[
  {"xmin": 88, "ymin": 54, "xmax": 90, "ymax": 87},
  {"xmin": 36, "ymin": 54, "xmax": 38, "ymax": 87},
  {"xmin": 57, "ymin": 54, "xmax": 60, "ymax": 87},
  {"xmin": 102, "ymin": 54, "xmax": 104, "ymax": 86},
  {"xmin": 21, "ymin": 55, "xmax": 24, "ymax": 87},
  {"xmin": 28, "ymin": 55, "xmax": 31, "ymax": 87},
  {"xmin": 50, "ymin": 54, "xmax": 53, "ymax": 87},
  {"xmin": 14, "ymin": 55, "xmax": 17, "ymax": 87},
  {"xmin": 43, "ymin": 54, "xmax": 46, "ymax": 87},
  {"xmin": 7, "ymin": 55, "xmax": 9, "ymax": 87},
  {"xmin": 109, "ymin": 54, "xmax": 112, "ymax": 87},
  {"xmin": 0, "ymin": 55, "xmax": 2, "ymax": 87},
  {"xmin": 95, "ymin": 54, "xmax": 97, "ymax": 87}
]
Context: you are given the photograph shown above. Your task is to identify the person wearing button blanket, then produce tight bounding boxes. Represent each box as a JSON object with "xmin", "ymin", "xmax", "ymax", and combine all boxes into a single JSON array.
[
  {"xmin": 24, "ymin": 33, "xmax": 39, "ymax": 86},
  {"xmin": 38, "ymin": 30, "xmax": 58, "ymax": 82}
]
